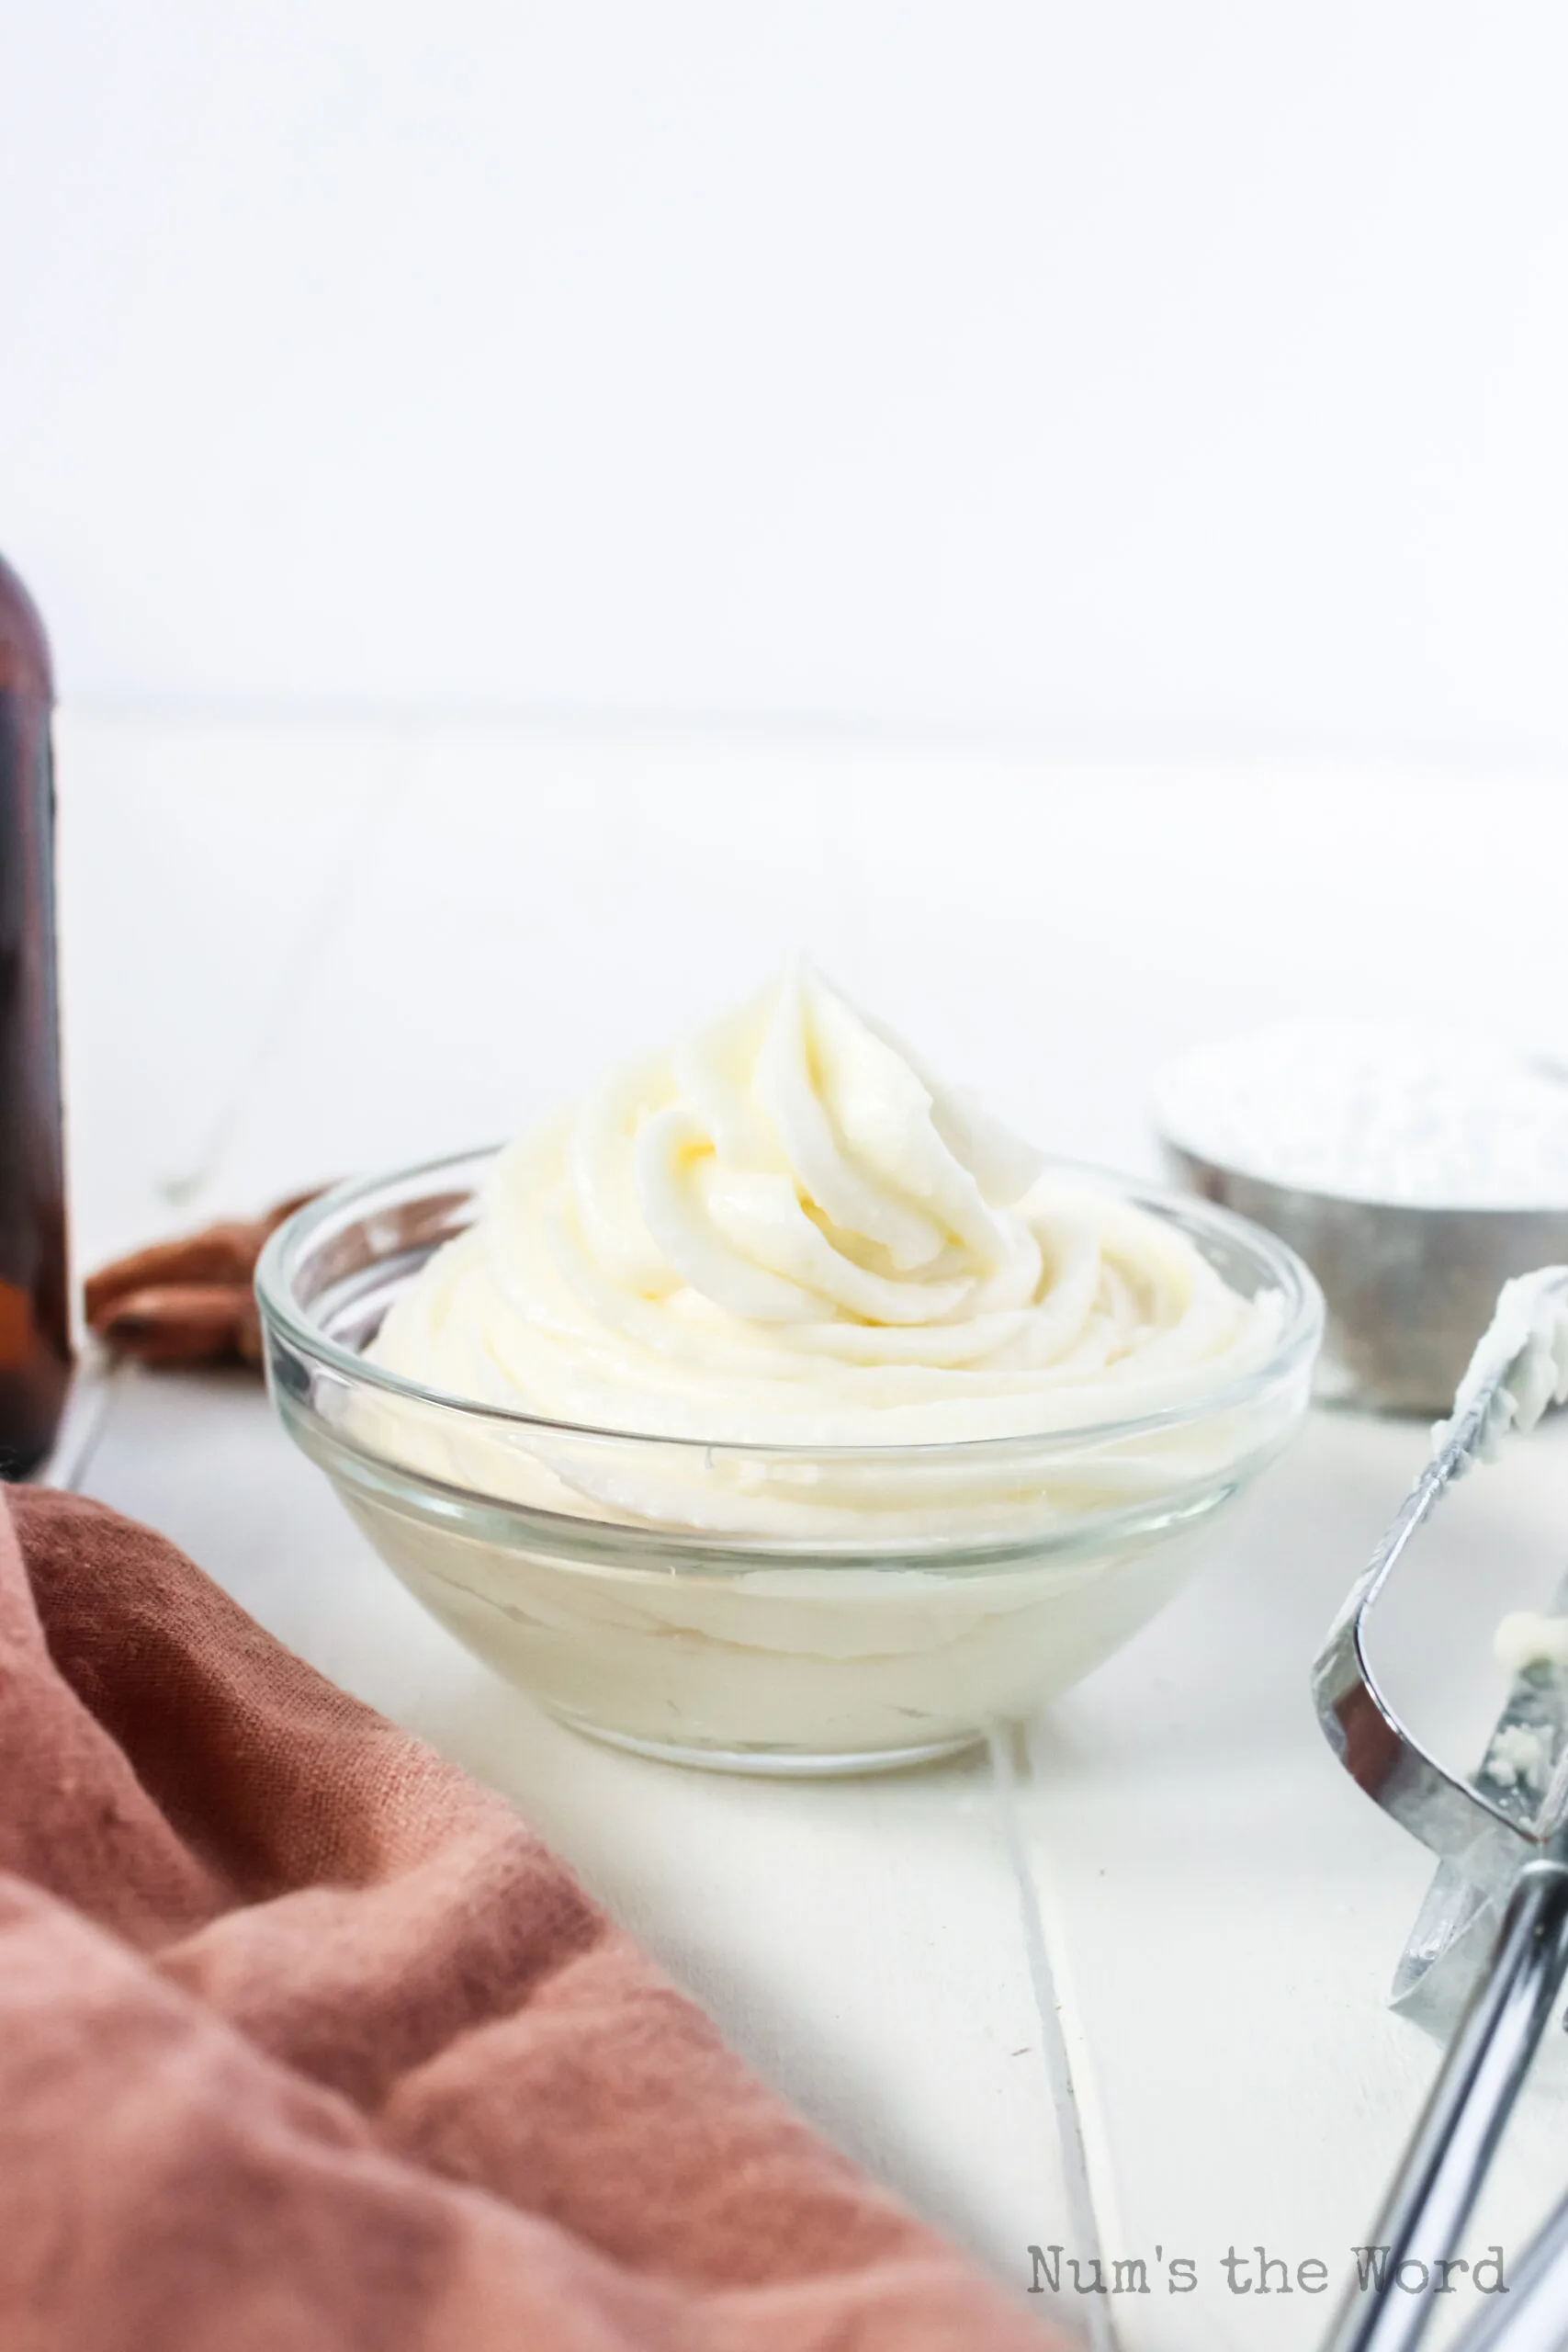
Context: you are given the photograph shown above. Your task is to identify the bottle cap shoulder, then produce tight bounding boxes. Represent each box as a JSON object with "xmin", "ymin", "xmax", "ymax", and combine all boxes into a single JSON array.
[{"xmin": 0, "ymin": 554, "xmax": 52, "ymax": 700}]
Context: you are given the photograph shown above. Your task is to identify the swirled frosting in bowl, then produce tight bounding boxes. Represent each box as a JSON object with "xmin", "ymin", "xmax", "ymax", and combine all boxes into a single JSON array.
[
  {"xmin": 265, "ymin": 978, "xmax": 1319, "ymax": 1765},
  {"xmin": 370, "ymin": 968, "xmax": 1286, "ymax": 1507}
]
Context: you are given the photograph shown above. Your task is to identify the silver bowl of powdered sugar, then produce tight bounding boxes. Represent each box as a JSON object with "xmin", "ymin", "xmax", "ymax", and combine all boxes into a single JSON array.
[{"xmin": 1153, "ymin": 1023, "xmax": 1568, "ymax": 1413}]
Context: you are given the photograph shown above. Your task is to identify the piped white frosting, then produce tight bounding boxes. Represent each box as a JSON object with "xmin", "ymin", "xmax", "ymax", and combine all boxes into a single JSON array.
[{"xmin": 373, "ymin": 965, "xmax": 1281, "ymax": 1456}]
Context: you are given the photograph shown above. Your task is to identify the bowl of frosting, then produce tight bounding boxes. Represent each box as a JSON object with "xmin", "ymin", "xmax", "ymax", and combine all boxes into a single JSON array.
[{"xmin": 257, "ymin": 968, "xmax": 1323, "ymax": 1772}]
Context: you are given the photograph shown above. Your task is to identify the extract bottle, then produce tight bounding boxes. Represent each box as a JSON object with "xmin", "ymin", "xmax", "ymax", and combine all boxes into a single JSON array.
[{"xmin": 0, "ymin": 552, "xmax": 69, "ymax": 1474}]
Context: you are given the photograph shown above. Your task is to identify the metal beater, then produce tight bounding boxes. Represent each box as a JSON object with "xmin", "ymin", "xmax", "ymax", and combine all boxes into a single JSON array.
[{"xmin": 1313, "ymin": 1273, "xmax": 1568, "ymax": 2352}]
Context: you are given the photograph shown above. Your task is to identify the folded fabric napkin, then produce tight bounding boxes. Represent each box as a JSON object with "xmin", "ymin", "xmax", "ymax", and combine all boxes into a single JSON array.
[{"xmin": 0, "ymin": 1487, "xmax": 1053, "ymax": 2350}]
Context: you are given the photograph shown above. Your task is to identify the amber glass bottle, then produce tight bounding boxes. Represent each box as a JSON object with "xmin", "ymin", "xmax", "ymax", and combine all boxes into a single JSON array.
[{"xmin": 0, "ymin": 554, "xmax": 69, "ymax": 1475}]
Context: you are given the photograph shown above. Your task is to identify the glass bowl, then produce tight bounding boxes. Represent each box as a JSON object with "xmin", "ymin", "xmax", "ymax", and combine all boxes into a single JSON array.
[{"xmin": 256, "ymin": 1148, "xmax": 1323, "ymax": 1775}]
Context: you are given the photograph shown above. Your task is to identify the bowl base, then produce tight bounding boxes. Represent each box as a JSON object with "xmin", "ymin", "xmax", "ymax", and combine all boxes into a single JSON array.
[{"xmin": 549, "ymin": 1711, "xmax": 984, "ymax": 1778}]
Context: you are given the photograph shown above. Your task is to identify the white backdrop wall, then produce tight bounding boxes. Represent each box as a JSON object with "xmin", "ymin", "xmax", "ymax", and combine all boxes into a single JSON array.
[{"xmin": 6, "ymin": 3, "xmax": 1568, "ymax": 763}]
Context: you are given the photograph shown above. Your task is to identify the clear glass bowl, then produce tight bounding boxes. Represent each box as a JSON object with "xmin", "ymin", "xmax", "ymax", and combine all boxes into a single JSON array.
[{"xmin": 256, "ymin": 1149, "xmax": 1323, "ymax": 1775}]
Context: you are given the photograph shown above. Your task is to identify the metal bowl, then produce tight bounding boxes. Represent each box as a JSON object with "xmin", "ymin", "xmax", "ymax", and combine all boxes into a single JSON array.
[{"xmin": 1159, "ymin": 1143, "xmax": 1568, "ymax": 1414}]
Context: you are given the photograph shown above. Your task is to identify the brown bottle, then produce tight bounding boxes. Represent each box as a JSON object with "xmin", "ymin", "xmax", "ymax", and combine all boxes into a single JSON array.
[{"xmin": 0, "ymin": 554, "xmax": 69, "ymax": 1475}]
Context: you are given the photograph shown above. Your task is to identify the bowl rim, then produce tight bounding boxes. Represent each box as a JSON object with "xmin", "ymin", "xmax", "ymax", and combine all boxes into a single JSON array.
[{"xmin": 255, "ymin": 1143, "xmax": 1325, "ymax": 1464}]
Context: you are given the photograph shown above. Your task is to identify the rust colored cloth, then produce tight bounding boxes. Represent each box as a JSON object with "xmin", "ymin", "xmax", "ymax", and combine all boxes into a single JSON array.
[{"xmin": 0, "ymin": 1487, "xmax": 1051, "ymax": 2352}]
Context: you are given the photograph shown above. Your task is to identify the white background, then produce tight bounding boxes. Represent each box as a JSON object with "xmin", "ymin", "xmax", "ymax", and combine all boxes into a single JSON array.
[{"xmin": 6, "ymin": 2, "xmax": 1568, "ymax": 765}]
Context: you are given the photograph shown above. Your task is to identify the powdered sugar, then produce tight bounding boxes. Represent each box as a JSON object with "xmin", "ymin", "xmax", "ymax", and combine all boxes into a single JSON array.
[{"xmin": 1156, "ymin": 1024, "xmax": 1568, "ymax": 1210}]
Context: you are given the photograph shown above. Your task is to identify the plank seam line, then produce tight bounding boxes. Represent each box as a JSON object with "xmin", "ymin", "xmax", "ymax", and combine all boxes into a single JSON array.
[{"xmin": 988, "ymin": 1717, "xmax": 1120, "ymax": 2352}]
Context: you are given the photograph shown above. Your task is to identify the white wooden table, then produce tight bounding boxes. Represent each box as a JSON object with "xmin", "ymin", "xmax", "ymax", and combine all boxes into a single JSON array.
[{"xmin": 49, "ymin": 718, "xmax": 1568, "ymax": 2350}]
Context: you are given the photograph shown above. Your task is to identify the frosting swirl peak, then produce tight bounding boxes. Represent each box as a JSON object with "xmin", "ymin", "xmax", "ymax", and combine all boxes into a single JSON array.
[{"xmin": 372, "ymin": 967, "xmax": 1278, "ymax": 1451}]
